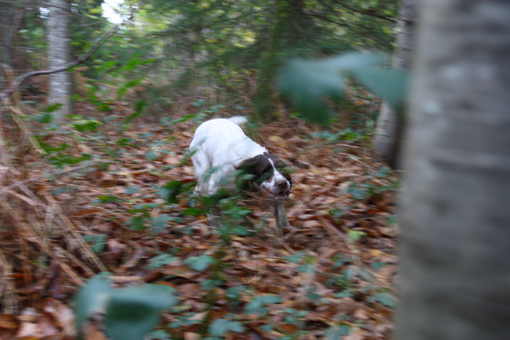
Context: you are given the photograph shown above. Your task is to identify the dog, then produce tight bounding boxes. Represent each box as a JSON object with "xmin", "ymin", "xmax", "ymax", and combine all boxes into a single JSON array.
[{"xmin": 189, "ymin": 116, "xmax": 292, "ymax": 229}]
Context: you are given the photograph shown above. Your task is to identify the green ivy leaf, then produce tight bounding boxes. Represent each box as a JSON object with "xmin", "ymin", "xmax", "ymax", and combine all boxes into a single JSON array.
[
  {"xmin": 325, "ymin": 325, "xmax": 350, "ymax": 340},
  {"xmin": 209, "ymin": 318, "xmax": 244, "ymax": 337},
  {"xmin": 150, "ymin": 214, "xmax": 172, "ymax": 234},
  {"xmin": 74, "ymin": 273, "xmax": 113, "ymax": 327},
  {"xmin": 83, "ymin": 234, "xmax": 107, "ymax": 253},
  {"xmin": 105, "ymin": 285, "xmax": 178, "ymax": 340},
  {"xmin": 185, "ymin": 255, "xmax": 216, "ymax": 272},
  {"xmin": 127, "ymin": 216, "xmax": 145, "ymax": 230},
  {"xmin": 148, "ymin": 254, "xmax": 178, "ymax": 270},
  {"xmin": 371, "ymin": 292, "xmax": 396, "ymax": 307},
  {"xmin": 159, "ymin": 181, "xmax": 184, "ymax": 204}
]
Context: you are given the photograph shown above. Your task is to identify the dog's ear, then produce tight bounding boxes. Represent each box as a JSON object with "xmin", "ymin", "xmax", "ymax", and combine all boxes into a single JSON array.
[{"xmin": 236, "ymin": 154, "xmax": 273, "ymax": 189}]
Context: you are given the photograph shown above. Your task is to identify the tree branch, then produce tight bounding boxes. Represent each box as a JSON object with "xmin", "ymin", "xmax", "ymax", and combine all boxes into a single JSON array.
[
  {"xmin": 330, "ymin": 0, "xmax": 397, "ymax": 24},
  {"xmin": 0, "ymin": 23, "xmax": 120, "ymax": 101}
]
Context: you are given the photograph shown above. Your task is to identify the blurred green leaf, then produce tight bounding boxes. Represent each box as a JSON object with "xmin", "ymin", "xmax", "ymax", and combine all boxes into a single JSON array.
[
  {"xmin": 370, "ymin": 292, "xmax": 396, "ymax": 307},
  {"xmin": 325, "ymin": 324, "xmax": 350, "ymax": 340},
  {"xmin": 279, "ymin": 53, "xmax": 388, "ymax": 123},
  {"xmin": 84, "ymin": 234, "xmax": 107, "ymax": 253},
  {"xmin": 124, "ymin": 101, "xmax": 146, "ymax": 124},
  {"xmin": 185, "ymin": 255, "xmax": 216, "ymax": 272},
  {"xmin": 105, "ymin": 285, "xmax": 177, "ymax": 340},
  {"xmin": 74, "ymin": 272, "xmax": 113, "ymax": 327},
  {"xmin": 148, "ymin": 254, "xmax": 179, "ymax": 270},
  {"xmin": 351, "ymin": 68, "xmax": 408, "ymax": 110},
  {"xmin": 159, "ymin": 181, "xmax": 184, "ymax": 204},
  {"xmin": 209, "ymin": 318, "xmax": 244, "ymax": 337}
]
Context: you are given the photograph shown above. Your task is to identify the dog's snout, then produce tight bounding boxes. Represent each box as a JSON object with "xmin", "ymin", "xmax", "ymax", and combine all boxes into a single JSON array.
[
  {"xmin": 275, "ymin": 180, "xmax": 290, "ymax": 196},
  {"xmin": 277, "ymin": 180, "xmax": 288, "ymax": 190}
]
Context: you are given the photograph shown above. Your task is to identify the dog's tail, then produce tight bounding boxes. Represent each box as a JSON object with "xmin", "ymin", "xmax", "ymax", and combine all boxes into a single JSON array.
[{"xmin": 226, "ymin": 116, "xmax": 249, "ymax": 126}]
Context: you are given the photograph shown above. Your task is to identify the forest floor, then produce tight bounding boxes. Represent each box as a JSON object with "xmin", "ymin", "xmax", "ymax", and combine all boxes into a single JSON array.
[{"xmin": 0, "ymin": 96, "xmax": 399, "ymax": 340}]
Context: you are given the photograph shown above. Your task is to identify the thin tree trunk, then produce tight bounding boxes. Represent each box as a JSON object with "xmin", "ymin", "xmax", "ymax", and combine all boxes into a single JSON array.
[
  {"xmin": 397, "ymin": 1, "xmax": 510, "ymax": 340},
  {"xmin": 372, "ymin": 0, "xmax": 418, "ymax": 170},
  {"xmin": 47, "ymin": 0, "xmax": 72, "ymax": 116},
  {"xmin": 0, "ymin": 1, "xmax": 14, "ymax": 68}
]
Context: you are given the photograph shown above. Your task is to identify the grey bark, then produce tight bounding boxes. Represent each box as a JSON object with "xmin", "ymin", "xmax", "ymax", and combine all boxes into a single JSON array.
[
  {"xmin": 47, "ymin": 0, "xmax": 72, "ymax": 116},
  {"xmin": 372, "ymin": 0, "xmax": 418, "ymax": 170},
  {"xmin": 397, "ymin": 1, "xmax": 510, "ymax": 340}
]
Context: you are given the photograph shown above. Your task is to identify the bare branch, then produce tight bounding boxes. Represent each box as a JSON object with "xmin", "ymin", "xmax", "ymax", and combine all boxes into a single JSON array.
[{"xmin": 0, "ymin": 24, "xmax": 120, "ymax": 101}]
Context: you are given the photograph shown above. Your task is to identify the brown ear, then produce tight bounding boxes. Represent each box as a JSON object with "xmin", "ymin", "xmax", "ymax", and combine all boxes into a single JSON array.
[{"xmin": 236, "ymin": 154, "xmax": 273, "ymax": 188}]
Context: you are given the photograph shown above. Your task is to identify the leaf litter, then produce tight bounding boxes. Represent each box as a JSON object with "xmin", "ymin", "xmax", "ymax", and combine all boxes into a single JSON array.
[{"xmin": 0, "ymin": 105, "xmax": 399, "ymax": 339}]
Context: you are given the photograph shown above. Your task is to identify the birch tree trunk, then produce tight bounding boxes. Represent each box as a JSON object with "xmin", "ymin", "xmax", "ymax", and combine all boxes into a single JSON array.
[
  {"xmin": 372, "ymin": 0, "xmax": 418, "ymax": 170},
  {"xmin": 47, "ymin": 0, "xmax": 72, "ymax": 116},
  {"xmin": 397, "ymin": 1, "xmax": 510, "ymax": 339}
]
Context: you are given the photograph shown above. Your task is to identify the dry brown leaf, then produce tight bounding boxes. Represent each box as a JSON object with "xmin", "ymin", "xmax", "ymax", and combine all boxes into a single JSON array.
[
  {"xmin": 353, "ymin": 308, "xmax": 371, "ymax": 320},
  {"xmin": 184, "ymin": 332, "xmax": 202, "ymax": 340},
  {"xmin": 302, "ymin": 220, "xmax": 321, "ymax": 229},
  {"xmin": 16, "ymin": 321, "xmax": 43, "ymax": 338},
  {"xmin": 0, "ymin": 314, "xmax": 18, "ymax": 330},
  {"xmin": 83, "ymin": 323, "xmax": 108, "ymax": 340}
]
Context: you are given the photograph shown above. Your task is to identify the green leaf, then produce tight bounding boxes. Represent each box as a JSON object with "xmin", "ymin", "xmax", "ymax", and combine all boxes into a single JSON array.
[
  {"xmin": 325, "ymin": 325, "xmax": 350, "ymax": 340},
  {"xmin": 371, "ymin": 293, "xmax": 396, "ymax": 307},
  {"xmin": 105, "ymin": 285, "xmax": 177, "ymax": 340},
  {"xmin": 117, "ymin": 78, "xmax": 142, "ymax": 100},
  {"xmin": 159, "ymin": 181, "xmax": 184, "ymax": 204},
  {"xmin": 185, "ymin": 255, "xmax": 216, "ymax": 272},
  {"xmin": 335, "ymin": 289, "xmax": 354, "ymax": 298},
  {"xmin": 36, "ymin": 113, "xmax": 52, "ymax": 123},
  {"xmin": 244, "ymin": 295, "xmax": 282, "ymax": 315},
  {"xmin": 124, "ymin": 101, "xmax": 146, "ymax": 124},
  {"xmin": 127, "ymin": 216, "xmax": 145, "ymax": 230},
  {"xmin": 148, "ymin": 254, "xmax": 179, "ymax": 270},
  {"xmin": 183, "ymin": 207, "xmax": 207, "ymax": 216},
  {"xmin": 83, "ymin": 234, "xmax": 107, "ymax": 253},
  {"xmin": 94, "ymin": 195, "xmax": 122, "ymax": 204},
  {"xmin": 284, "ymin": 250, "xmax": 305, "ymax": 264},
  {"xmin": 279, "ymin": 53, "xmax": 388, "ymax": 123},
  {"xmin": 70, "ymin": 119, "xmax": 102, "ymax": 132},
  {"xmin": 125, "ymin": 186, "xmax": 140, "ymax": 195},
  {"xmin": 43, "ymin": 103, "xmax": 63, "ymax": 113},
  {"xmin": 351, "ymin": 68, "xmax": 409, "ymax": 110},
  {"xmin": 209, "ymin": 318, "xmax": 244, "ymax": 337},
  {"xmin": 150, "ymin": 214, "xmax": 172, "ymax": 234},
  {"xmin": 74, "ymin": 272, "xmax": 113, "ymax": 327}
]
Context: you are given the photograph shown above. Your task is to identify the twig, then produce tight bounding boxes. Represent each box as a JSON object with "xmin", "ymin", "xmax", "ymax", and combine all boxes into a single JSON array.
[
  {"xmin": 1, "ymin": 200, "xmax": 84, "ymax": 286},
  {"xmin": 47, "ymin": 195, "xmax": 108, "ymax": 272},
  {"xmin": 0, "ymin": 161, "xmax": 104, "ymax": 195},
  {"xmin": 0, "ymin": 248, "xmax": 19, "ymax": 314},
  {"xmin": 2, "ymin": 98, "xmax": 47, "ymax": 154}
]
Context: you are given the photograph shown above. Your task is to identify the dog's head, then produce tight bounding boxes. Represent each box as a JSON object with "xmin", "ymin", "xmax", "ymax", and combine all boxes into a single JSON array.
[{"xmin": 236, "ymin": 152, "xmax": 292, "ymax": 199}]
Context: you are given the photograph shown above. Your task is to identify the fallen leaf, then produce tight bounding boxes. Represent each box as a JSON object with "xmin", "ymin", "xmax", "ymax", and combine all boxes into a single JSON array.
[{"xmin": 0, "ymin": 314, "xmax": 18, "ymax": 330}]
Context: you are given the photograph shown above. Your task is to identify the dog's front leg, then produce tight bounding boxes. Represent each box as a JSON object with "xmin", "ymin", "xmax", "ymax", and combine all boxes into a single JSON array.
[{"xmin": 274, "ymin": 200, "xmax": 290, "ymax": 234}]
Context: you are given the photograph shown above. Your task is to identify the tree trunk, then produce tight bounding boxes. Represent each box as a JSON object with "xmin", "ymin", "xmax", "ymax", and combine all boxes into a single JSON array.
[
  {"xmin": 0, "ymin": 1, "xmax": 15, "ymax": 68},
  {"xmin": 397, "ymin": 1, "xmax": 510, "ymax": 340},
  {"xmin": 47, "ymin": 0, "xmax": 72, "ymax": 116},
  {"xmin": 372, "ymin": 0, "xmax": 418, "ymax": 170}
]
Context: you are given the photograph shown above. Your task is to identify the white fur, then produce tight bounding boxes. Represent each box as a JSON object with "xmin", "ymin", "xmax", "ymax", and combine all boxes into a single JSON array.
[{"xmin": 190, "ymin": 117, "xmax": 290, "ymax": 197}]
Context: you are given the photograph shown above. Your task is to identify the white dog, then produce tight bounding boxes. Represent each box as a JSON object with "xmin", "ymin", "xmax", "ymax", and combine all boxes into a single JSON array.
[{"xmin": 189, "ymin": 117, "xmax": 292, "ymax": 228}]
